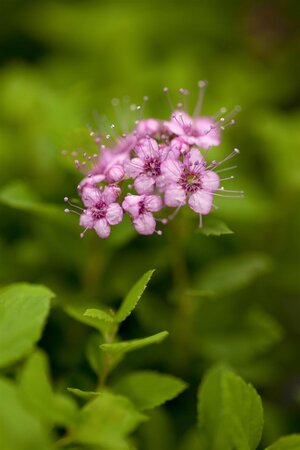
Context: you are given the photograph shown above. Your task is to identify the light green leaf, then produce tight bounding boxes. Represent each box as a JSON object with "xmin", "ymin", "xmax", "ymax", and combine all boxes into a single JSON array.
[
  {"xmin": 0, "ymin": 284, "xmax": 53, "ymax": 368},
  {"xmin": 67, "ymin": 387, "xmax": 100, "ymax": 399},
  {"xmin": 64, "ymin": 304, "xmax": 111, "ymax": 335},
  {"xmin": 114, "ymin": 371, "xmax": 187, "ymax": 410},
  {"xmin": 198, "ymin": 365, "xmax": 263, "ymax": 450},
  {"xmin": 100, "ymin": 331, "xmax": 169, "ymax": 355},
  {"xmin": 198, "ymin": 217, "xmax": 233, "ymax": 236},
  {"xmin": 197, "ymin": 253, "xmax": 272, "ymax": 294},
  {"xmin": 265, "ymin": 435, "xmax": 300, "ymax": 450},
  {"xmin": 0, "ymin": 376, "xmax": 49, "ymax": 450},
  {"xmin": 74, "ymin": 392, "xmax": 147, "ymax": 448},
  {"xmin": 116, "ymin": 269, "xmax": 155, "ymax": 323},
  {"xmin": 19, "ymin": 350, "xmax": 77, "ymax": 426},
  {"xmin": 84, "ymin": 308, "xmax": 114, "ymax": 323}
]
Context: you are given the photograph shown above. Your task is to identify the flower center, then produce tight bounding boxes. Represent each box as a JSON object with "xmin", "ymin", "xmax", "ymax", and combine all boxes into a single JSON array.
[
  {"xmin": 144, "ymin": 157, "xmax": 161, "ymax": 177},
  {"xmin": 138, "ymin": 200, "xmax": 146, "ymax": 215},
  {"xmin": 180, "ymin": 171, "xmax": 202, "ymax": 193},
  {"xmin": 92, "ymin": 201, "xmax": 107, "ymax": 219}
]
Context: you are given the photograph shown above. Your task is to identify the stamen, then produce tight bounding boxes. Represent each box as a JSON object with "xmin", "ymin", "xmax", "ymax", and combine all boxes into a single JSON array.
[
  {"xmin": 194, "ymin": 80, "xmax": 208, "ymax": 116},
  {"xmin": 163, "ymin": 87, "xmax": 174, "ymax": 110}
]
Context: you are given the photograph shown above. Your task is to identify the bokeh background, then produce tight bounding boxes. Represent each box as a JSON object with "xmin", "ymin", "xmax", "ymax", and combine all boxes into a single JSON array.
[{"xmin": 1, "ymin": 0, "xmax": 300, "ymax": 448}]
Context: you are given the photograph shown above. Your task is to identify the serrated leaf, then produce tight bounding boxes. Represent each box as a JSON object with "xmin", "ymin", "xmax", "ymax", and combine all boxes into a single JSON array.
[
  {"xmin": 0, "ymin": 283, "xmax": 53, "ymax": 368},
  {"xmin": 0, "ymin": 377, "xmax": 49, "ymax": 450},
  {"xmin": 198, "ymin": 365, "xmax": 263, "ymax": 450},
  {"xmin": 100, "ymin": 331, "xmax": 168, "ymax": 355},
  {"xmin": 67, "ymin": 387, "xmax": 100, "ymax": 399},
  {"xmin": 265, "ymin": 435, "xmax": 300, "ymax": 450},
  {"xmin": 198, "ymin": 217, "xmax": 233, "ymax": 236},
  {"xmin": 114, "ymin": 371, "xmax": 187, "ymax": 410},
  {"xmin": 64, "ymin": 304, "xmax": 111, "ymax": 335},
  {"xmin": 197, "ymin": 253, "xmax": 272, "ymax": 294},
  {"xmin": 116, "ymin": 269, "xmax": 155, "ymax": 323},
  {"xmin": 74, "ymin": 392, "xmax": 147, "ymax": 448},
  {"xmin": 84, "ymin": 308, "xmax": 115, "ymax": 323},
  {"xmin": 19, "ymin": 350, "xmax": 77, "ymax": 427}
]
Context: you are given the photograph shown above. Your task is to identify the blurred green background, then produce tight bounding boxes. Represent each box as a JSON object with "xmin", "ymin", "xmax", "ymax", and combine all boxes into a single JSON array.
[{"xmin": 0, "ymin": 0, "xmax": 300, "ymax": 448}]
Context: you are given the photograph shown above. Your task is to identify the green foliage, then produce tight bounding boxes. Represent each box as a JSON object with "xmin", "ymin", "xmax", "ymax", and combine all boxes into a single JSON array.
[
  {"xmin": 265, "ymin": 435, "xmax": 300, "ymax": 450},
  {"xmin": 100, "ymin": 331, "xmax": 169, "ymax": 355},
  {"xmin": 0, "ymin": 377, "xmax": 49, "ymax": 450},
  {"xmin": 114, "ymin": 370, "xmax": 188, "ymax": 410},
  {"xmin": 198, "ymin": 217, "xmax": 233, "ymax": 236},
  {"xmin": 196, "ymin": 253, "xmax": 273, "ymax": 295},
  {"xmin": 116, "ymin": 269, "xmax": 155, "ymax": 323},
  {"xmin": 0, "ymin": 284, "xmax": 53, "ymax": 368},
  {"xmin": 74, "ymin": 392, "xmax": 147, "ymax": 449},
  {"xmin": 19, "ymin": 350, "xmax": 77, "ymax": 426},
  {"xmin": 197, "ymin": 365, "xmax": 264, "ymax": 450}
]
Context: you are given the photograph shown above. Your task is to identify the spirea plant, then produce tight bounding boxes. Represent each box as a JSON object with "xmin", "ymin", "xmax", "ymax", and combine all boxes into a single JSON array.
[
  {"xmin": 64, "ymin": 82, "xmax": 243, "ymax": 238},
  {"xmin": 1, "ymin": 83, "xmax": 299, "ymax": 450}
]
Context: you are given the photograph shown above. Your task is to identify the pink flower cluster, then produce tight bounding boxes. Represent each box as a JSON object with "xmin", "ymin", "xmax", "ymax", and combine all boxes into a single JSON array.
[{"xmin": 64, "ymin": 83, "xmax": 242, "ymax": 239}]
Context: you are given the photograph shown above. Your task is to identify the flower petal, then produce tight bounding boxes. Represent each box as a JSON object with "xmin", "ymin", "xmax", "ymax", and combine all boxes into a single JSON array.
[
  {"xmin": 161, "ymin": 159, "xmax": 183, "ymax": 183},
  {"xmin": 136, "ymin": 119, "xmax": 160, "ymax": 137},
  {"xmin": 94, "ymin": 218, "xmax": 111, "ymax": 239},
  {"xmin": 135, "ymin": 138, "xmax": 159, "ymax": 159},
  {"xmin": 124, "ymin": 157, "xmax": 144, "ymax": 178},
  {"xmin": 134, "ymin": 174, "xmax": 155, "ymax": 195},
  {"xmin": 144, "ymin": 195, "xmax": 163, "ymax": 212},
  {"xmin": 106, "ymin": 203, "xmax": 123, "ymax": 225},
  {"xmin": 164, "ymin": 184, "xmax": 186, "ymax": 207},
  {"xmin": 79, "ymin": 210, "xmax": 94, "ymax": 228},
  {"xmin": 133, "ymin": 212, "xmax": 156, "ymax": 235},
  {"xmin": 102, "ymin": 186, "xmax": 121, "ymax": 204},
  {"xmin": 184, "ymin": 147, "xmax": 205, "ymax": 167},
  {"xmin": 188, "ymin": 190, "xmax": 213, "ymax": 214},
  {"xmin": 201, "ymin": 170, "xmax": 220, "ymax": 191},
  {"xmin": 122, "ymin": 195, "xmax": 143, "ymax": 218},
  {"xmin": 81, "ymin": 186, "xmax": 102, "ymax": 208}
]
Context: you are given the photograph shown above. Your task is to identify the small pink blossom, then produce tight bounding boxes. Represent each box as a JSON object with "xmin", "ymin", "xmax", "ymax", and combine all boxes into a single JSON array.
[
  {"xmin": 125, "ymin": 138, "xmax": 179, "ymax": 194},
  {"xmin": 161, "ymin": 148, "xmax": 220, "ymax": 215},
  {"xmin": 79, "ymin": 185, "xmax": 123, "ymax": 238},
  {"xmin": 164, "ymin": 111, "xmax": 220, "ymax": 149},
  {"xmin": 122, "ymin": 194, "xmax": 162, "ymax": 235}
]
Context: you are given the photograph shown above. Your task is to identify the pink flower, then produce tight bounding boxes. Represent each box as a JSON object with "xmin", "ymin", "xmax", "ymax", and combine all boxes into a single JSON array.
[
  {"xmin": 91, "ymin": 134, "xmax": 136, "ymax": 183},
  {"xmin": 164, "ymin": 111, "xmax": 220, "ymax": 149},
  {"xmin": 125, "ymin": 138, "xmax": 179, "ymax": 194},
  {"xmin": 161, "ymin": 147, "xmax": 220, "ymax": 215},
  {"xmin": 79, "ymin": 185, "xmax": 123, "ymax": 238},
  {"xmin": 122, "ymin": 194, "xmax": 162, "ymax": 235},
  {"xmin": 135, "ymin": 119, "xmax": 161, "ymax": 137}
]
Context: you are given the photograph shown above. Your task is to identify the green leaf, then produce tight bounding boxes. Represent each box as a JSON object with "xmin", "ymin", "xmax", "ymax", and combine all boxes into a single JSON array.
[
  {"xmin": 64, "ymin": 304, "xmax": 111, "ymax": 335},
  {"xmin": 197, "ymin": 365, "xmax": 263, "ymax": 450},
  {"xmin": 197, "ymin": 253, "xmax": 272, "ymax": 295},
  {"xmin": 67, "ymin": 387, "xmax": 100, "ymax": 399},
  {"xmin": 199, "ymin": 308, "xmax": 283, "ymax": 364},
  {"xmin": 19, "ymin": 350, "xmax": 77, "ymax": 426},
  {"xmin": 0, "ymin": 181, "xmax": 66, "ymax": 224},
  {"xmin": 100, "ymin": 331, "xmax": 169, "ymax": 355},
  {"xmin": 0, "ymin": 376, "xmax": 49, "ymax": 450},
  {"xmin": 198, "ymin": 217, "xmax": 233, "ymax": 236},
  {"xmin": 74, "ymin": 392, "xmax": 147, "ymax": 448},
  {"xmin": 0, "ymin": 283, "xmax": 53, "ymax": 368},
  {"xmin": 265, "ymin": 435, "xmax": 300, "ymax": 450},
  {"xmin": 114, "ymin": 371, "xmax": 187, "ymax": 410},
  {"xmin": 84, "ymin": 308, "xmax": 114, "ymax": 323},
  {"xmin": 116, "ymin": 269, "xmax": 155, "ymax": 323}
]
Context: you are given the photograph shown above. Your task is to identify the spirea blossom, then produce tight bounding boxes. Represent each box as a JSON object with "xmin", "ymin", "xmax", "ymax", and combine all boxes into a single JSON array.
[{"xmin": 64, "ymin": 82, "xmax": 243, "ymax": 239}]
